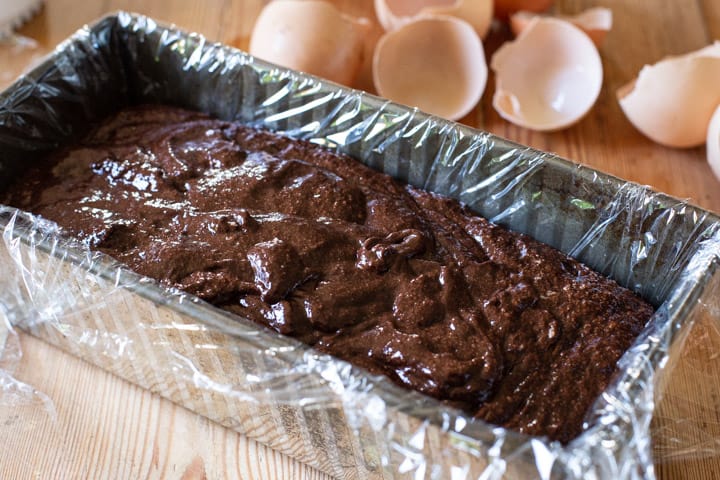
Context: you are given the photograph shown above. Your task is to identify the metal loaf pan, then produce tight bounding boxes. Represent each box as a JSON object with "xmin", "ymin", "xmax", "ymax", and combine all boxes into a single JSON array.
[{"xmin": 0, "ymin": 12, "xmax": 719, "ymax": 479}]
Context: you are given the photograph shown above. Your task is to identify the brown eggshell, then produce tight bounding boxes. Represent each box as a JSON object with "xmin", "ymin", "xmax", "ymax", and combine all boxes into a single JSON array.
[
  {"xmin": 618, "ymin": 42, "xmax": 720, "ymax": 148},
  {"xmin": 374, "ymin": 0, "xmax": 493, "ymax": 38},
  {"xmin": 510, "ymin": 7, "xmax": 612, "ymax": 47},
  {"xmin": 249, "ymin": 0, "xmax": 370, "ymax": 86},
  {"xmin": 373, "ymin": 15, "xmax": 488, "ymax": 120},
  {"xmin": 491, "ymin": 17, "xmax": 603, "ymax": 131}
]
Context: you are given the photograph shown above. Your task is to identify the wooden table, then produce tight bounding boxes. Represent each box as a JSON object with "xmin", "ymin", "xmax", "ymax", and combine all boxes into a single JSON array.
[{"xmin": 1, "ymin": 0, "xmax": 719, "ymax": 478}]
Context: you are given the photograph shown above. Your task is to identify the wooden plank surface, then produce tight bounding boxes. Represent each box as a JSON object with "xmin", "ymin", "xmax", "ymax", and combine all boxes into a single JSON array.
[
  {"xmin": 0, "ymin": 0, "xmax": 719, "ymax": 478},
  {"xmin": 0, "ymin": 333, "xmax": 332, "ymax": 480}
]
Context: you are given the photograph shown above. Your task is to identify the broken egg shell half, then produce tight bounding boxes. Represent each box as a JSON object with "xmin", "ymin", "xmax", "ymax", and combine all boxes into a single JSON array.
[
  {"xmin": 374, "ymin": 0, "xmax": 493, "ymax": 38},
  {"xmin": 249, "ymin": 0, "xmax": 370, "ymax": 86},
  {"xmin": 373, "ymin": 15, "xmax": 487, "ymax": 121},
  {"xmin": 490, "ymin": 17, "xmax": 603, "ymax": 132},
  {"xmin": 618, "ymin": 41, "xmax": 720, "ymax": 148},
  {"xmin": 708, "ymin": 104, "xmax": 720, "ymax": 182},
  {"xmin": 510, "ymin": 7, "xmax": 612, "ymax": 47}
]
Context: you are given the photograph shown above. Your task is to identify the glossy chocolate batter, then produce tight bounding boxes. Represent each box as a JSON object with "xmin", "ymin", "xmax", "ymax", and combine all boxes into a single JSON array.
[{"xmin": 3, "ymin": 105, "xmax": 653, "ymax": 442}]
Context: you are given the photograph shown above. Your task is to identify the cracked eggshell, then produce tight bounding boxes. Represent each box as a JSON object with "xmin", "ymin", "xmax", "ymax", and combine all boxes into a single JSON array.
[
  {"xmin": 373, "ymin": 15, "xmax": 487, "ymax": 120},
  {"xmin": 618, "ymin": 42, "xmax": 720, "ymax": 148},
  {"xmin": 249, "ymin": 0, "xmax": 369, "ymax": 86},
  {"xmin": 309, "ymin": 0, "xmax": 382, "ymax": 92},
  {"xmin": 510, "ymin": 7, "xmax": 612, "ymax": 47},
  {"xmin": 490, "ymin": 17, "xmax": 603, "ymax": 131},
  {"xmin": 708, "ymin": 104, "xmax": 720, "ymax": 182},
  {"xmin": 374, "ymin": 0, "xmax": 493, "ymax": 38}
]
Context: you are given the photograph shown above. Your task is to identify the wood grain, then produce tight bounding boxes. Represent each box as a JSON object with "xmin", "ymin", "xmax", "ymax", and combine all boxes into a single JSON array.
[
  {"xmin": 0, "ymin": 0, "xmax": 719, "ymax": 478},
  {"xmin": 478, "ymin": 0, "xmax": 720, "ymax": 213},
  {"xmin": 700, "ymin": 0, "xmax": 720, "ymax": 40},
  {"xmin": 653, "ymin": 304, "xmax": 720, "ymax": 480},
  {"xmin": 0, "ymin": 333, "xmax": 332, "ymax": 480}
]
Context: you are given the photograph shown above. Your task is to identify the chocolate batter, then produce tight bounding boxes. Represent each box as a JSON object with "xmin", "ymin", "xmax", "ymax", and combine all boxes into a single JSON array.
[{"xmin": 2, "ymin": 105, "xmax": 653, "ymax": 442}]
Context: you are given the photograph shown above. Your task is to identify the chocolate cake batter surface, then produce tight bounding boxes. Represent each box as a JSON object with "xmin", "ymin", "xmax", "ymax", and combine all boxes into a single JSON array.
[{"xmin": 3, "ymin": 105, "xmax": 654, "ymax": 442}]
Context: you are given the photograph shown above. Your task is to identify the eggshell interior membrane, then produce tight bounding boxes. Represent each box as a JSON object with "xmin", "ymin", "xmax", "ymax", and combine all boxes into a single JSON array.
[
  {"xmin": 375, "ymin": 0, "xmax": 493, "ymax": 38},
  {"xmin": 490, "ymin": 17, "xmax": 603, "ymax": 131},
  {"xmin": 510, "ymin": 7, "xmax": 612, "ymax": 47},
  {"xmin": 373, "ymin": 16, "xmax": 487, "ymax": 120},
  {"xmin": 249, "ymin": 0, "xmax": 369, "ymax": 86},
  {"xmin": 618, "ymin": 41, "xmax": 720, "ymax": 148},
  {"xmin": 708, "ymin": 104, "xmax": 720, "ymax": 182}
]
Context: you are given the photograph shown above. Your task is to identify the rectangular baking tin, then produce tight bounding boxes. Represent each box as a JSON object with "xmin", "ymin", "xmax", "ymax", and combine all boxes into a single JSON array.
[{"xmin": 0, "ymin": 12, "xmax": 719, "ymax": 480}]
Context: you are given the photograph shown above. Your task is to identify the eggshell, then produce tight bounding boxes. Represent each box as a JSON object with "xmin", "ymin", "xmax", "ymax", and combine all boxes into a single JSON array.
[
  {"xmin": 373, "ymin": 15, "xmax": 487, "ymax": 120},
  {"xmin": 510, "ymin": 7, "xmax": 612, "ymax": 47},
  {"xmin": 0, "ymin": 0, "xmax": 43, "ymax": 38},
  {"xmin": 617, "ymin": 41, "xmax": 720, "ymax": 148},
  {"xmin": 494, "ymin": 0, "xmax": 553, "ymax": 20},
  {"xmin": 353, "ymin": 8, "xmax": 386, "ymax": 93},
  {"xmin": 708, "ymin": 104, "xmax": 720, "ymax": 182},
  {"xmin": 374, "ymin": 0, "xmax": 493, "ymax": 38},
  {"xmin": 249, "ymin": 0, "xmax": 369, "ymax": 86},
  {"xmin": 490, "ymin": 17, "xmax": 603, "ymax": 131}
]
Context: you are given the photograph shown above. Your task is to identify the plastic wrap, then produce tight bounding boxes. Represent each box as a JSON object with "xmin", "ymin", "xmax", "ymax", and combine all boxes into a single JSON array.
[{"xmin": 0, "ymin": 12, "xmax": 719, "ymax": 479}]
